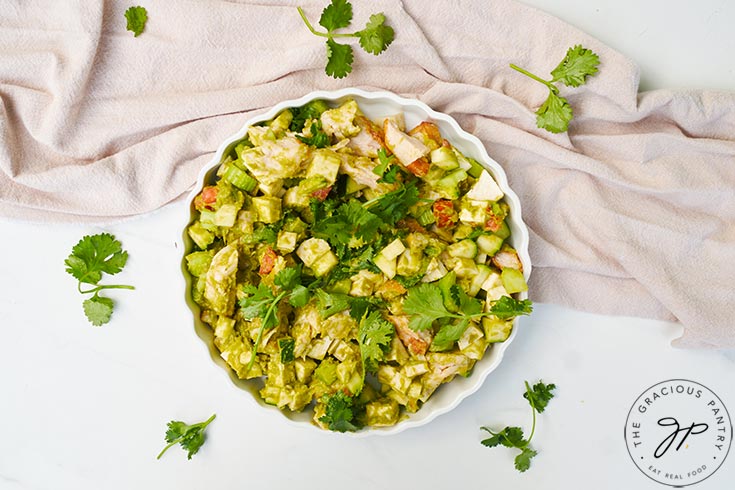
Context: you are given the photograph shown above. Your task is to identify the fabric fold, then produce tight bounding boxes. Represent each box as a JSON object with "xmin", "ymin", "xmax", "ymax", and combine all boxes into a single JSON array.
[{"xmin": 0, "ymin": 0, "xmax": 733, "ymax": 348}]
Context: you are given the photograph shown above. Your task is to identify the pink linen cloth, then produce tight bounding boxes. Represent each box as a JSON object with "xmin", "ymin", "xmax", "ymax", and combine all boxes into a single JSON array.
[{"xmin": 1, "ymin": 0, "xmax": 733, "ymax": 347}]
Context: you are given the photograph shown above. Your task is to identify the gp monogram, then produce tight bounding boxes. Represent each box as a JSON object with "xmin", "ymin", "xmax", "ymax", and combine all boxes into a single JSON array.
[{"xmin": 624, "ymin": 379, "xmax": 732, "ymax": 486}]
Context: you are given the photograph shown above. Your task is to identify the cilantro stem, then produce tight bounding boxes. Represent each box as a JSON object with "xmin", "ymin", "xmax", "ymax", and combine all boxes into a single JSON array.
[
  {"xmin": 297, "ymin": 7, "xmax": 358, "ymax": 38},
  {"xmin": 509, "ymin": 64, "xmax": 557, "ymax": 92},
  {"xmin": 246, "ymin": 291, "xmax": 287, "ymax": 372},
  {"xmin": 524, "ymin": 381, "xmax": 537, "ymax": 447},
  {"xmin": 77, "ymin": 283, "xmax": 135, "ymax": 295},
  {"xmin": 156, "ymin": 414, "xmax": 216, "ymax": 460}
]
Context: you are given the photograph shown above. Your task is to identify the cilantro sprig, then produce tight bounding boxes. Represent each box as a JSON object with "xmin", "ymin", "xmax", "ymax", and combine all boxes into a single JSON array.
[
  {"xmin": 319, "ymin": 391, "xmax": 361, "ymax": 432},
  {"xmin": 239, "ymin": 266, "xmax": 311, "ymax": 371},
  {"xmin": 64, "ymin": 233, "xmax": 135, "ymax": 326},
  {"xmin": 363, "ymin": 180, "xmax": 420, "ymax": 225},
  {"xmin": 298, "ymin": 0, "xmax": 395, "ymax": 78},
  {"xmin": 357, "ymin": 310, "xmax": 394, "ymax": 383},
  {"xmin": 373, "ymin": 148, "xmax": 400, "ymax": 184},
  {"xmin": 124, "ymin": 6, "xmax": 148, "ymax": 37},
  {"xmin": 403, "ymin": 283, "xmax": 532, "ymax": 332},
  {"xmin": 510, "ymin": 45, "xmax": 600, "ymax": 133},
  {"xmin": 481, "ymin": 381, "xmax": 556, "ymax": 472},
  {"xmin": 157, "ymin": 414, "xmax": 216, "ymax": 460}
]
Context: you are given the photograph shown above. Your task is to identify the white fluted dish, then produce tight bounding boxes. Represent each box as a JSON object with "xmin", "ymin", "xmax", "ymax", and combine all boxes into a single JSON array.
[{"xmin": 179, "ymin": 88, "xmax": 532, "ymax": 436}]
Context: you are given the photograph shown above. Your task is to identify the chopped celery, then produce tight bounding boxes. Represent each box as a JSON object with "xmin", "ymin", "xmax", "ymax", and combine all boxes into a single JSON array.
[
  {"xmin": 417, "ymin": 207, "xmax": 436, "ymax": 226},
  {"xmin": 222, "ymin": 163, "xmax": 257, "ymax": 192},
  {"xmin": 466, "ymin": 157, "xmax": 485, "ymax": 178}
]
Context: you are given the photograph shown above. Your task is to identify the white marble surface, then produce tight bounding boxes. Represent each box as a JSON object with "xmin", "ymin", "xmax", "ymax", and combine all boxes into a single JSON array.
[{"xmin": 2, "ymin": 2, "xmax": 735, "ymax": 489}]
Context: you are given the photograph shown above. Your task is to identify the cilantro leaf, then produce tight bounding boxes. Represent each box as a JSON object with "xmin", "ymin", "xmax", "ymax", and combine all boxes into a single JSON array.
[
  {"xmin": 366, "ymin": 181, "xmax": 420, "ymax": 225},
  {"xmin": 515, "ymin": 447, "xmax": 537, "ymax": 472},
  {"xmin": 356, "ymin": 13, "xmax": 394, "ymax": 55},
  {"xmin": 239, "ymin": 283, "xmax": 276, "ymax": 319},
  {"xmin": 65, "ymin": 233, "xmax": 128, "ymax": 284},
  {"xmin": 290, "ymin": 100, "xmax": 330, "ymax": 132},
  {"xmin": 523, "ymin": 381, "xmax": 556, "ymax": 413},
  {"xmin": 297, "ymin": 120, "xmax": 331, "ymax": 148},
  {"xmin": 430, "ymin": 318, "xmax": 469, "ymax": 351},
  {"xmin": 157, "ymin": 414, "xmax": 216, "ymax": 460},
  {"xmin": 373, "ymin": 149, "xmax": 400, "ymax": 184},
  {"xmin": 319, "ymin": 392, "xmax": 360, "ymax": 432},
  {"xmin": 65, "ymin": 233, "xmax": 134, "ymax": 327},
  {"xmin": 274, "ymin": 265, "xmax": 303, "ymax": 291},
  {"xmin": 379, "ymin": 164, "xmax": 400, "ymax": 184},
  {"xmin": 358, "ymin": 311, "xmax": 394, "ymax": 372},
  {"xmin": 314, "ymin": 289, "xmax": 351, "ymax": 318},
  {"xmin": 481, "ymin": 426, "xmax": 526, "ymax": 448},
  {"xmin": 551, "ymin": 45, "xmax": 600, "ymax": 87},
  {"xmin": 245, "ymin": 225, "xmax": 278, "ymax": 245},
  {"xmin": 394, "ymin": 273, "xmax": 424, "ymax": 288},
  {"xmin": 312, "ymin": 200, "xmax": 382, "ymax": 249},
  {"xmin": 510, "ymin": 44, "xmax": 599, "ymax": 133},
  {"xmin": 348, "ymin": 297, "xmax": 373, "ymax": 321},
  {"xmin": 488, "ymin": 296, "xmax": 534, "ymax": 319},
  {"xmin": 535, "ymin": 91, "xmax": 573, "ymax": 134},
  {"xmin": 124, "ymin": 6, "xmax": 148, "ymax": 37},
  {"xmin": 288, "ymin": 285, "xmax": 310, "ymax": 307},
  {"xmin": 83, "ymin": 295, "xmax": 114, "ymax": 326},
  {"xmin": 372, "ymin": 148, "xmax": 392, "ymax": 177},
  {"xmin": 319, "ymin": 0, "xmax": 352, "ymax": 32},
  {"xmin": 452, "ymin": 285, "xmax": 483, "ymax": 316},
  {"xmin": 403, "ymin": 283, "xmax": 451, "ymax": 331},
  {"xmin": 325, "ymin": 39, "xmax": 353, "ymax": 79}
]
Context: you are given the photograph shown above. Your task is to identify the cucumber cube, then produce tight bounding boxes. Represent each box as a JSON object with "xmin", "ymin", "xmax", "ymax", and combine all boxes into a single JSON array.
[
  {"xmin": 447, "ymin": 239, "xmax": 478, "ymax": 259},
  {"xmin": 477, "ymin": 234, "xmax": 504, "ymax": 256},
  {"xmin": 501, "ymin": 268, "xmax": 528, "ymax": 294}
]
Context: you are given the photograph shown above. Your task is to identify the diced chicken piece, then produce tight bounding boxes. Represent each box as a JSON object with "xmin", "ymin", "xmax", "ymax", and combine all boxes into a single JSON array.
[
  {"xmin": 320, "ymin": 99, "xmax": 361, "ymax": 139},
  {"xmin": 420, "ymin": 352, "xmax": 474, "ymax": 402},
  {"xmin": 347, "ymin": 116, "xmax": 385, "ymax": 157},
  {"xmin": 466, "ymin": 170, "xmax": 504, "ymax": 202},
  {"xmin": 491, "ymin": 245, "xmax": 523, "ymax": 271},
  {"xmin": 387, "ymin": 315, "xmax": 432, "ymax": 356},
  {"xmin": 339, "ymin": 154, "xmax": 381, "ymax": 188},
  {"xmin": 383, "ymin": 120, "xmax": 430, "ymax": 168},
  {"xmin": 204, "ymin": 245, "xmax": 238, "ymax": 316},
  {"xmin": 408, "ymin": 121, "xmax": 442, "ymax": 150},
  {"xmin": 241, "ymin": 136, "xmax": 310, "ymax": 185},
  {"xmin": 405, "ymin": 157, "xmax": 430, "ymax": 177},
  {"xmin": 383, "ymin": 113, "xmax": 405, "ymax": 131}
]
